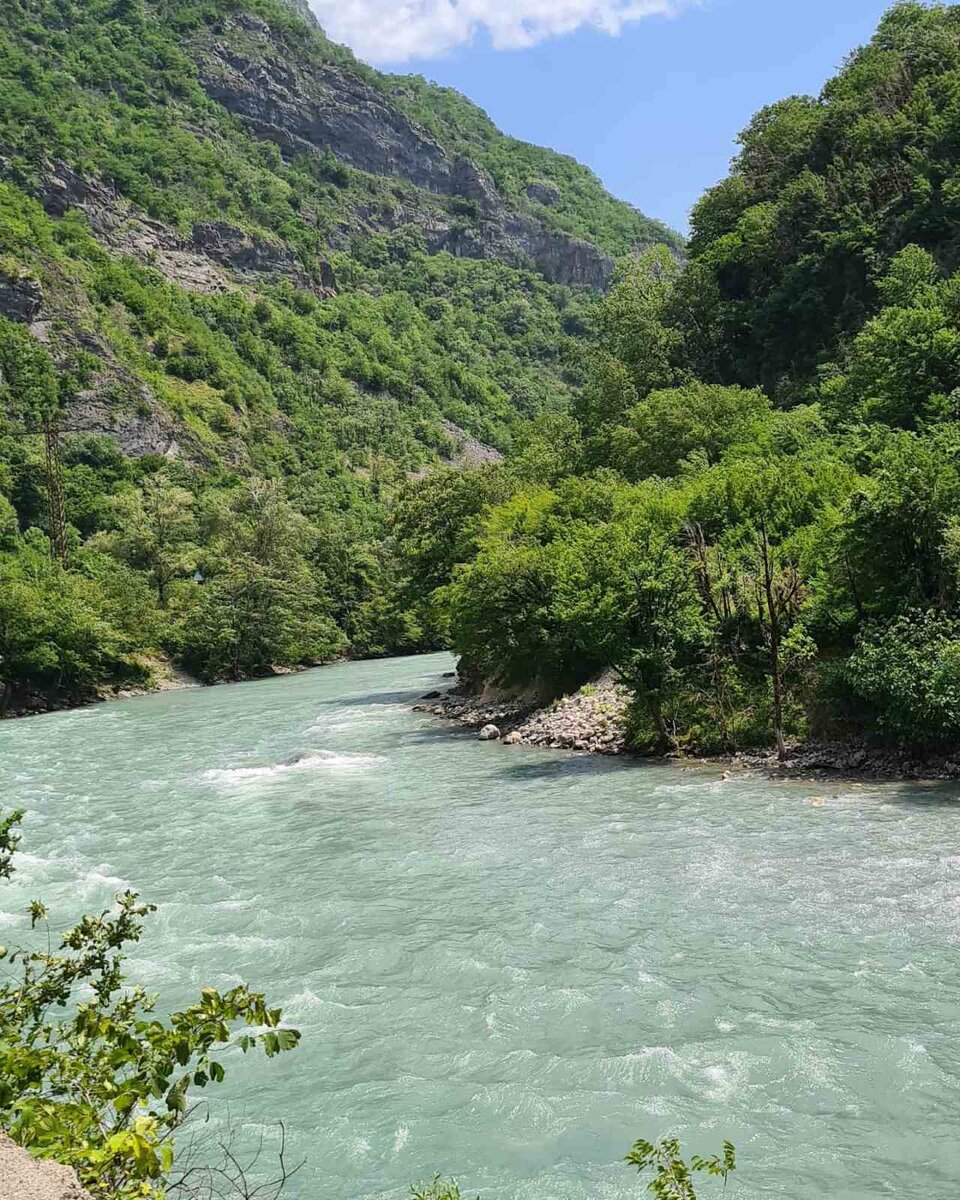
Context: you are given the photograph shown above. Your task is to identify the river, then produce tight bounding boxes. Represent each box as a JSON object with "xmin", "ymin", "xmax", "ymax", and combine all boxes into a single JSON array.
[{"xmin": 2, "ymin": 652, "xmax": 959, "ymax": 1198}]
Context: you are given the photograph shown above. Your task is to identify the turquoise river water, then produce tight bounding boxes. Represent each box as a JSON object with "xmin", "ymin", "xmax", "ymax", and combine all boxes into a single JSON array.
[{"xmin": 2, "ymin": 652, "xmax": 960, "ymax": 1198}]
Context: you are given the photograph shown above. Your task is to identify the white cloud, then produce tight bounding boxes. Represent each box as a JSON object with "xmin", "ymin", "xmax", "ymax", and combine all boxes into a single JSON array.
[{"xmin": 306, "ymin": 0, "xmax": 693, "ymax": 64}]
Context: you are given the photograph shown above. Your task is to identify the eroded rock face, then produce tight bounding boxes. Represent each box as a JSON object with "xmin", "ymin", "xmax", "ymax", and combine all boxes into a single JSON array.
[
  {"xmin": 40, "ymin": 162, "xmax": 232, "ymax": 296},
  {"xmin": 0, "ymin": 272, "xmax": 43, "ymax": 322},
  {"xmin": 68, "ymin": 385, "xmax": 183, "ymax": 460},
  {"xmin": 283, "ymin": 0, "xmax": 318, "ymax": 26},
  {"xmin": 194, "ymin": 16, "xmax": 615, "ymax": 288},
  {"xmin": 440, "ymin": 420, "xmax": 503, "ymax": 469},
  {"xmin": 526, "ymin": 181, "xmax": 561, "ymax": 207},
  {"xmin": 32, "ymin": 26, "xmax": 617, "ymax": 293},
  {"xmin": 0, "ymin": 1133, "xmax": 93, "ymax": 1200},
  {"xmin": 512, "ymin": 223, "xmax": 616, "ymax": 290},
  {"xmin": 199, "ymin": 18, "xmax": 457, "ymax": 192},
  {"xmin": 190, "ymin": 221, "xmax": 337, "ymax": 293},
  {"xmin": 38, "ymin": 161, "xmax": 342, "ymax": 299}
]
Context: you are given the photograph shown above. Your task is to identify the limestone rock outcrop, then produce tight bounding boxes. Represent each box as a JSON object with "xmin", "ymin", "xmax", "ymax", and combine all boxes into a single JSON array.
[{"xmin": 195, "ymin": 14, "xmax": 616, "ymax": 288}]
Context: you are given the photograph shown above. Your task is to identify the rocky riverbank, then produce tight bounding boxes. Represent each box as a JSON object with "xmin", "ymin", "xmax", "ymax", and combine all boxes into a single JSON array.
[
  {"xmin": 719, "ymin": 742, "xmax": 960, "ymax": 782},
  {"xmin": 416, "ymin": 673, "xmax": 960, "ymax": 782},
  {"xmin": 414, "ymin": 671, "xmax": 630, "ymax": 755}
]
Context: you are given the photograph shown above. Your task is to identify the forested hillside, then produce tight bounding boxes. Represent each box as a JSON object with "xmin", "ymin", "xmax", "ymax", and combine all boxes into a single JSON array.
[
  {"xmin": 0, "ymin": 0, "xmax": 677, "ymax": 713},
  {"xmin": 422, "ymin": 1, "xmax": 960, "ymax": 758}
]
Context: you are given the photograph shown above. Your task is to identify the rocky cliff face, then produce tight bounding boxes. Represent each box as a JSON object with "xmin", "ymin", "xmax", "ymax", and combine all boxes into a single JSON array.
[
  {"xmin": 195, "ymin": 13, "xmax": 616, "ymax": 288},
  {"xmin": 0, "ymin": 0, "xmax": 676, "ymax": 479}
]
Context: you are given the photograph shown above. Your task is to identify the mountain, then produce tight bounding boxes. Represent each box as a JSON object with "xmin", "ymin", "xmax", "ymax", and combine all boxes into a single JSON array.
[{"xmin": 0, "ymin": 0, "xmax": 679, "ymax": 712}]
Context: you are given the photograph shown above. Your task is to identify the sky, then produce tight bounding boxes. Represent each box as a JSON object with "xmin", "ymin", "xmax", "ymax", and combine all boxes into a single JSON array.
[{"xmin": 304, "ymin": 0, "xmax": 900, "ymax": 233}]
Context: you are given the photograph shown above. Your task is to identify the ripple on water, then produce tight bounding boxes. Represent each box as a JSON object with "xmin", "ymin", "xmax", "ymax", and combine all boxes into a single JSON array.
[{"xmin": 2, "ymin": 652, "xmax": 960, "ymax": 1199}]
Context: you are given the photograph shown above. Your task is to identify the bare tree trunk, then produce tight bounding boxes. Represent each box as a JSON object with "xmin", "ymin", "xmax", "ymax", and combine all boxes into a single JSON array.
[
  {"xmin": 759, "ymin": 519, "xmax": 787, "ymax": 766},
  {"xmin": 43, "ymin": 420, "xmax": 68, "ymax": 568}
]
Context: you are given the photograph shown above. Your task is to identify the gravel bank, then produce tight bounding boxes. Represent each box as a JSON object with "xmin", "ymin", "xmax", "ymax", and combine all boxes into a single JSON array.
[
  {"xmin": 414, "ymin": 672, "xmax": 629, "ymax": 755},
  {"xmin": 417, "ymin": 674, "xmax": 960, "ymax": 782}
]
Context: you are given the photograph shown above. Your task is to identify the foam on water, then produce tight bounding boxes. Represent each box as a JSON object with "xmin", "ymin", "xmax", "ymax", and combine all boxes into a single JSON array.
[{"xmin": 202, "ymin": 749, "xmax": 386, "ymax": 788}]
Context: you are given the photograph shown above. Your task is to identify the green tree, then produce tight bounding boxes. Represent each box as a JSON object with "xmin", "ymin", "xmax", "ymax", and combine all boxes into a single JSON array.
[
  {"xmin": 96, "ymin": 474, "xmax": 198, "ymax": 608},
  {"xmin": 391, "ymin": 465, "xmax": 513, "ymax": 643},
  {"xmin": 844, "ymin": 610, "xmax": 960, "ymax": 746},
  {"xmin": 0, "ymin": 534, "xmax": 135, "ymax": 714},
  {"xmin": 575, "ymin": 248, "xmax": 683, "ymax": 463},
  {"xmin": 626, "ymin": 1137, "xmax": 737, "ymax": 1199},
  {"xmin": 608, "ymin": 383, "xmax": 773, "ymax": 481},
  {"xmin": 0, "ymin": 317, "xmax": 59, "ymax": 425},
  {"xmin": 551, "ymin": 511, "xmax": 707, "ymax": 752},
  {"xmin": 180, "ymin": 482, "xmax": 345, "ymax": 682},
  {"xmin": 413, "ymin": 1137, "xmax": 735, "ymax": 1200}
]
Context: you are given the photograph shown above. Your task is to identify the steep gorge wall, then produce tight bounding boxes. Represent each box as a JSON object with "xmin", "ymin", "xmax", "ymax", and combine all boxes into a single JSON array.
[{"xmin": 196, "ymin": 13, "xmax": 616, "ymax": 288}]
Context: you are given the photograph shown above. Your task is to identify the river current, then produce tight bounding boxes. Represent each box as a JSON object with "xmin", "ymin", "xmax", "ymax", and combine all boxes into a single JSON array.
[{"xmin": 2, "ymin": 652, "xmax": 959, "ymax": 1198}]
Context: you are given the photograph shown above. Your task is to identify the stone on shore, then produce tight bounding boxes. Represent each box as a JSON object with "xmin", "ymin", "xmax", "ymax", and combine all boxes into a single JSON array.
[
  {"xmin": 478, "ymin": 724, "xmax": 501, "ymax": 741},
  {"xmin": 0, "ymin": 1133, "xmax": 93, "ymax": 1200}
]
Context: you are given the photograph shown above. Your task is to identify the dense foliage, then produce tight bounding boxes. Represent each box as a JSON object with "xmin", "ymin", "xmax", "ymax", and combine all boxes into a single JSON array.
[
  {"xmin": 412, "ymin": 2, "xmax": 960, "ymax": 758},
  {"xmin": 0, "ymin": 0, "xmax": 666, "ymax": 712},
  {"xmin": 0, "ymin": 808, "xmax": 299, "ymax": 1199}
]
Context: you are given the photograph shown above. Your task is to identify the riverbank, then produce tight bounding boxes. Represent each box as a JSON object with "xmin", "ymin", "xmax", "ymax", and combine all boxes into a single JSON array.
[
  {"xmin": 0, "ymin": 654, "xmax": 200, "ymax": 721},
  {"xmin": 416, "ymin": 674, "xmax": 960, "ymax": 783},
  {"xmin": 415, "ymin": 671, "xmax": 630, "ymax": 756}
]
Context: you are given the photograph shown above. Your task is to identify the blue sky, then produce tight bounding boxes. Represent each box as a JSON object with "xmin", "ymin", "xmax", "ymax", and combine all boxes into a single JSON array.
[{"xmin": 307, "ymin": 0, "xmax": 899, "ymax": 233}]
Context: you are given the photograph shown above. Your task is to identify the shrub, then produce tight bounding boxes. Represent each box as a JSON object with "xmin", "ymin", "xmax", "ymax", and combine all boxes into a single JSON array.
[
  {"xmin": 844, "ymin": 610, "xmax": 960, "ymax": 745},
  {"xmin": 0, "ymin": 810, "xmax": 299, "ymax": 1200}
]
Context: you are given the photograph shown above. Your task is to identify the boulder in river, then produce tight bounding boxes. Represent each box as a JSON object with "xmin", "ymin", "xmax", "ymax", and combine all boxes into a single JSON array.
[{"xmin": 478, "ymin": 724, "xmax": 501, "ymax": 741}]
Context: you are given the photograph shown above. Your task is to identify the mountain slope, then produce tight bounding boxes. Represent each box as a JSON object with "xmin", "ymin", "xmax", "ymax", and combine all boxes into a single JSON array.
[
  {"xmin": 0, "ymin": 0, "xmax": 681, "ymax": 458},
  {"xmin": 0, "ymin": 0, "xmax": 679, "ymax": 713}
]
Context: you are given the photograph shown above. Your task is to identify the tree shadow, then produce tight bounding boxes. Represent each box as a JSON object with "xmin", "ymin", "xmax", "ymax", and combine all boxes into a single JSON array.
[
  {"xmin": 877, "ymin": 781, "xmax": 960, "ymax": 809},
  {"xmin": 495, "ymin": 752, "xmax": 673, "ymax": 783}
]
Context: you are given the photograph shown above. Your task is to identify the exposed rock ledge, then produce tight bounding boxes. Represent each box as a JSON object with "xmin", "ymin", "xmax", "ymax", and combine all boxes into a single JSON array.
[
  {"xmin": 0, "ymin": 1133, "xmax": 92, "ymax": 1200},
  {"xmin": 195, "ymin": 15, "xmax": 616, "ymax": 289}
]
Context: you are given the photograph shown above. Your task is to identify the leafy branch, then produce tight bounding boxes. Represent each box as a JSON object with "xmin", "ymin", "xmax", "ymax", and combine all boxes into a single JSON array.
[{"xmin": 0, "ymin": 807, "xmax": 300, "ymax": 1199}]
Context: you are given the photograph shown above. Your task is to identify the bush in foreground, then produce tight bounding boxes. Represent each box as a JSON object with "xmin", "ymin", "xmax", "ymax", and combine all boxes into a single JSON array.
[{"xmin": 0, "ymin": 808, "xmax": 300, "ymax": 1199}]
